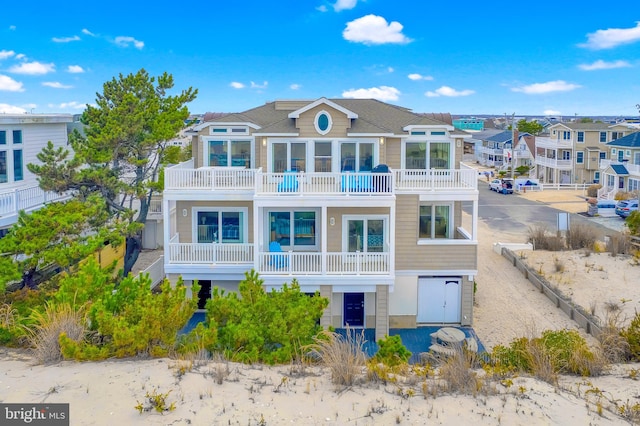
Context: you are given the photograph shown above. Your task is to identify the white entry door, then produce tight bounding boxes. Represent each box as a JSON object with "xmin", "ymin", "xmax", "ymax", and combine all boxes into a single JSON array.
[{"xmin": 417, "ymin": 277, "xmax": 461, "ymax": 323}]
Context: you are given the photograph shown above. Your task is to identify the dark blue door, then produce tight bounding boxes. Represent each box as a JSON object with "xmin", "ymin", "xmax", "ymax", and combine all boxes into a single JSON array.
[{"xmin": 343, "ymin": 293, "xmax": 364, "ymax": 327}]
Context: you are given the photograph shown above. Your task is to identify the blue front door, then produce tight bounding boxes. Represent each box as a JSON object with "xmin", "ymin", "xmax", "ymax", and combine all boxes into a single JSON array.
[{"xmin": 343, "ymin": 293, "xmax": 364, "ymax": 327}]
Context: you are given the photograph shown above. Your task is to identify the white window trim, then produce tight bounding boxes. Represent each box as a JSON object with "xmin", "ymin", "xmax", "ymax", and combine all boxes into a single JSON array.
[
  {"xmin": 202, "ymin": 136, "xmax": 254, "ymax": 168},
  {"xmin": 417, "ymin": 202, "xmax": 454, "ymax": 243},
  {"xmin": 341, "ymin": 214, "xmax": 388, "ymax": 253},
  {"xmin": 267, "ymin": 208, "xmax": 320, "ymax": 251},
  {"xmin": 314, "ymin": 110, "xmax": 333, "ymax": 135},
  {"xmin": 192, "ymin": 207, "xmax": 249, "ymax": 243},
  {"xmin": 401, "ymin": 139, "xmax": 454, "ymax": 169},
  {"xmin": 0, "ymin": 129, "xmax": 24, "ymax": 184}
]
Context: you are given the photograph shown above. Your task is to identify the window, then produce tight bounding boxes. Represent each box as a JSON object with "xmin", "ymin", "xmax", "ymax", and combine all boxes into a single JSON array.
[
  {"xmin": 405, "ymin": 141, "xmax": 451, "ymax": 169},
  {"xmin": 612, "ymin": 132, "xmax": 623, "ymax": 140},
  {"xmin": 314, "ymin": 111, "xmax": 332, "ymax": 135},
  {"xmin": 206, "ymin": 139, "xmax": 251, "ymax": 168},
  {"xmin": 600, "ymin": 151, "xmax": 607, "ymax": 160},
  {"xmin": 594, "ymin": 171, "xmax": 600, "ymax": 183},
  {"xmin": 210, "ymin": 126, "xmax": 248, "ymax": 135},
  {"xmin": 634, "ymin": 152, "xmax": 640, "ymax": 165},
  {"xmin": 410, "ymin": 131, "xmax": 426, "ymax": 136},
  {"xmin": 343, "ymin": 216, "xmax": 387, "ymax": 253},
  {"xmin": 314, "ymin": 141, "xmax": 332, "ymax": 172},
  {"xmin": 431, "ymin": 131, "xmax": 446, "ymax": 136},
  {"xmin": 562, "ymin": 131, "xmax": 571, "ymax": 140},
  {"xmin": 0, "ymin": 131, "xmax": 6, "ymax": 145},
  {"xmin": 562, "ymin": 151, "xmax": 571, "ymax": 160},
  {"xmin": 12, "ymin": 130, "xmax": 22, "ymax": 144},
  {"xmin": 195, "ymin": 209, "xmax": 246, "ymax": 243},
  {"xmin": 629, "ymin": 178, "xmax": 640, "ymax": 193},
  {"xmin": 0, "ymin": 151, "xmax": 7, "ymax": 183},
  {"xmin": 599, "ymin": 132, "xmax": 607, "ymax": 143},
  {"xmin": 272, "ymin": 141, "xmax": 307, "ymax": 172},
  {"xmin": 419, "ymin": 204, "xmax": 450, "ymax": 239},
  {"xmin": 576, "ymin": 152, "xmax": 584, "ymax": 164},
  {"xmin": 577, "ymin": 132, "xmax": 584, "ymax": 142},
  {"xmin": 269, "ymin": 211, "xmax": 317, "ymax": 249},
  {"xmin": 13, "ymin": 149, "xmax": 23, "ymax": 181},
  {"xmin": 340, "ymin": 142, "xmax": 373, "ymax": 171}
]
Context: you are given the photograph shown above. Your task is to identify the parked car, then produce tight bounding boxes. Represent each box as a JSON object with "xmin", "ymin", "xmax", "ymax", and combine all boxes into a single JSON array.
[
  {"xmin": 615, "ymin": 199, "xmax": 639, "ymax": 218},
  {"xmin": 489, "ymin": 178, "xmax": 514, "ymax": 194}
]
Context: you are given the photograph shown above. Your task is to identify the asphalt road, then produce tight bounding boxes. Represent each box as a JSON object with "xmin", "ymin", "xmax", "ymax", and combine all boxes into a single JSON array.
[{"xmin": 471, "ymin": 186, "xmax": 622, "ymax": 242}]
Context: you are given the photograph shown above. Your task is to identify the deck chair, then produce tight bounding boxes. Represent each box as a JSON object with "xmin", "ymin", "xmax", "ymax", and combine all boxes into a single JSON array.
[
  {"xmin": 268, "ymin": 241, "xmax": 288, "ymax": 268},
  {"xmin": 277, "ymin": 171, "xmax": 299, "ymax": 193}
]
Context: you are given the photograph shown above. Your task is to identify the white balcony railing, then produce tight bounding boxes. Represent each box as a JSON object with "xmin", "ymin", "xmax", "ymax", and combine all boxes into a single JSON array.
[
  {"xmin": 165, "ymin": 167, "xmax": 478, "ymax": 195},
  {"xmin": 393, "ymin": 169, "xmax": 477, "ymax": 190},
  {"xmin": 166, "ymin": 238, "xmax": 392, "ymax": 276},
  {"xmin": 534, "ymin": 157, "xmax": 573, "ymax": 169},
  {"xmin": 0, "ymin": 185, "xmax": 71, "ymax": 217},
  {"xmin": 535, "ymin": 137, "xmax": 573, "ymax": 149}
]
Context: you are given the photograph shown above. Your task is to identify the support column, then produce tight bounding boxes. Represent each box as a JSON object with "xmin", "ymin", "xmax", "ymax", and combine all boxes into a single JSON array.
[
  {"xmin": 375, "ymin": 285, "xmax": 389, "ymax": 342},
  {"xmin": 319, "ymin": 285, "xmax": 332, "ymax": 328}
]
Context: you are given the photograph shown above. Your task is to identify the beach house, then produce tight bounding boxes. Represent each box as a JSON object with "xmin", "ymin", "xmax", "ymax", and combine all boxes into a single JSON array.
[{"xmin": 161, "ymin": 98, "xmax": 479, "ymax": 340}]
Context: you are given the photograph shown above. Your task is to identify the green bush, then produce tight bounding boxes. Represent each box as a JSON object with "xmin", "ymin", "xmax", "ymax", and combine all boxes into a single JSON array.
[
  {"xmin": 200, "ymin": 269, "xmax": 328, "ymax": 364},
  {"xmin": 57, "ymin": 258, "xmax": 197, "ymax": 359},
  {"xmin": 490, "ymin": 330, "xmax": 603, "ymax": 377},
  {"xmin": 372, "ymin": 335, "xmax": 411, "ymax": 367},
  {"xmin": 623, "ymin": 312, "xmax": 640, "ymax": 361}
]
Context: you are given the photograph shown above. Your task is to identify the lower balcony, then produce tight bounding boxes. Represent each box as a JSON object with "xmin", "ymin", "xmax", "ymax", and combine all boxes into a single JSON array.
[{"xmin": 166, "ymin": 239, "xmax": 391, "ymax": 276}]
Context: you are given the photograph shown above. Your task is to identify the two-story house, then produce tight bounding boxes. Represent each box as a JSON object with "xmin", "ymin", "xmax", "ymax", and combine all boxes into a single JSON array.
[
  {"xmin": 161, "ymin": 98, "xmax": 478, "ymax": 340},
  {"xmin": 599, "ymin": 132, "xmax": 640, "ymax": 199},
  {"xmin": 0, "ymin": 114, "xmax": 73, "ymax": 237},
  {"xmin": 539, "ymin": 122, "xmax": 638, "ymax": 185},
  {"xmin": 476, "ymin": 130, "xmax": 533, "ymax": 170}
]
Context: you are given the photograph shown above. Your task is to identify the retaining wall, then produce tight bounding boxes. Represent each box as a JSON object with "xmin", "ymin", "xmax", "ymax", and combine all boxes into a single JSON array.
[{"xmin": 501, "ymin": 247, "xmax": 602, "ymax": 338}]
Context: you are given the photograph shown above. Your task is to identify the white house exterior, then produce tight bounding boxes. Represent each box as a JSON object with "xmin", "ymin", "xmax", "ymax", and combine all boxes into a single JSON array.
[
  {"xmin": 0, "ymin": 114, "xmax": 73, "ymax": 235},
  {"xmin": 161, "ymin": 98, "xmax": 479, "ymax": 340}
]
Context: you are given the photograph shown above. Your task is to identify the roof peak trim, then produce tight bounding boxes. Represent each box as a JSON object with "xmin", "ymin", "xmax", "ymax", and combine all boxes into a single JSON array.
[{"xmin": 287, "ymin": 97, "xmax": 358, "ymax": 119}]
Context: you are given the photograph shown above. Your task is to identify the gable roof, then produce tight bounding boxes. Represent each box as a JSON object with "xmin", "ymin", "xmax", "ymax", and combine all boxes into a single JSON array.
[
  {"xmin": 485, "ymin": 130, "xmax": 531, "ymax": 144},
  {"xmin": 606, "ymin": 131, "xmax": 640, "ymax": 148},
  {"xmin": 202, "ymin": 98, "xmax": 455, "ymax": 136},
  {"xmin": 610, "ymin": 164, "xmax": 629, "ymax": 175}
]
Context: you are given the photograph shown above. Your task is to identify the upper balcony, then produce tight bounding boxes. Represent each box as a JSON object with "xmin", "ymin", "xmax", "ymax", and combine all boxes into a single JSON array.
[
  {"xmin": 535, "ymin": 137, "xmax": 573, "ymax": 150},
  {"xmin": 534, "ymin": 156, "xmax": 573, "ymax": 170},
  {"xmin": 164, "ymin": 161, "xmax": 477, "ymax": 198}
]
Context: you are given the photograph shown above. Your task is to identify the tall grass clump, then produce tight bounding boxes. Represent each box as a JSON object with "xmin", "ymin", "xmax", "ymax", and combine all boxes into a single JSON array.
[
  {"xmin": 26, "ymin": 302, "xmax": 87, "ymax": 364},
  {"xmin": 527, "ymin": 224, "xmax": 564, "ymax": 251},
  {"xmin": 438, "ymin": 347, "xmax": 482, "ymax": 393},
  {"xmin": 566, "ymin": 223, "xmax": 597, "ymax": 250},
  {"xmin": 598, "ymin": 309, "xmax": 630, "ymax": 363},
  {"xmin": 307, "ymin": 326, "xmax": 366, "ymax": 388}
]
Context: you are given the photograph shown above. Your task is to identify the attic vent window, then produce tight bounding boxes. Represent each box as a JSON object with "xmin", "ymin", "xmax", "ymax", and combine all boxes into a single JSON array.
[{"xmin": 314, "ymin": 110, "xmax": 332, "ymax": 135}]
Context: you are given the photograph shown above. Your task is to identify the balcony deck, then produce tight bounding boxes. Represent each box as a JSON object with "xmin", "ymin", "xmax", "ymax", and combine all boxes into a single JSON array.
[
  {"xmin": 0, "ymin": 185, "xmax": 71, "ymax": 227},
  {"xmin": 164, "ymin": 165, "xmax": 477, "ymax": 196},
  {"xmin": 534, "ymin": 157, "xmax": 573, "ymax": 169},
  {"xmin": 166, "ymin": 236, "xmax": 391, "ymax": 276}
]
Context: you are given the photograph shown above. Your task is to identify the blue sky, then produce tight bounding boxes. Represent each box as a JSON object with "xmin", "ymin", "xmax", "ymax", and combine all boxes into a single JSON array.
[{"xmin": 1, "ymin": 1, "xmax": 640, "ymax": 117}]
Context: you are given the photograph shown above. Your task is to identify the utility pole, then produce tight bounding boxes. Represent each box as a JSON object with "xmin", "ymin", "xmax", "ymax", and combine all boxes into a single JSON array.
[{"xmin": 511, "ymin": 113, "xmax": 515, "ymax": 180}]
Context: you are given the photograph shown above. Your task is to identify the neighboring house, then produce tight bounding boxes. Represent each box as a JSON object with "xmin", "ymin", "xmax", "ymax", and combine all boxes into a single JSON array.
[
  {"xmin": 161, "ymin": 98, "xmax": 479, "ymax": 340},
  {"xmin": 598, "ymin": 132, "xmax": 640, "ymax": 199},
  {"xmin": 537, "ymin": 122, "xmax": 639, "ymax": 185},
  {"xmin": 475, "ymin": 130, "xmax": 532, "ymax": 170},
  {"xmin": 0, "ymin": 114, "xmax": 73, "ymax": 236}
]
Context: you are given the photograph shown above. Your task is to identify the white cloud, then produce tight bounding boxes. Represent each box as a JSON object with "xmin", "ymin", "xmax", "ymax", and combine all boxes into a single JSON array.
[
  {"xmin": 579, "ymin": 22, "xmax": 640, "ymax": 49},
  {"xmin": 48, "ymin": 101, "xmax": 86, "ymax": 110},
  {"xmin": 15, "ymin": 53, "xmax": 26, "ymax": 60},
  {"xmin": 52, "ymin": 35, "xmax": 80, "ymax": 43},
  {"xmin": 387, "ymin": 67, "xmax": 394, "ymax": 73},
  {"xmin": 342, "ymin": 86, "xmax": 400, "ymax": 101},
  {"xmin": 9, "ymin": 25, "xmax": 16, "ymax": 31},
  {"xmin": 250, "ymin": 81, "xmax": 268, "ymax": 89},
  {"xmin": 316, "ymin": 5, "xmax": 328, "ymax": 12},
  {"xmin": 543, "ymin": 109, "xmax": 562, "ymax": 116},
  {"xmin": 82, "ymin": 28, "xmax": 96, "ymax": 36},
  {"xmin": 334, "ymin": 0, "xmax": 357, "ymax": 11},
  {"xmin": 230, "ymin": 82, "xmax": 245, "ymax": 89},
  {"xmin": 290, "ymin": 83, "xmax": 301, "ymax": 90},
  {"xmin": 511, "ymin": 80, "xmax": 581, "ymax": 94},
  {"xmin": 408, "ymin": 73, "xmax": 433, "ymax": 81},
  {"xmin": 42, "ymin": 81, "xmax": 73, "ymax": 89},
  {"xmin": 343, "ymin": 15, "xmax": 412, "ymax": 45},
  {"xmin": 0, "ymin": 50, "xmax": 15, "ymax": 60},
  {"xmin": 578, "ymin": 59, "xmax": 631, "ymax": 71},
  {"xmin": 0, "ymin": 75, "xmax": 24, "ymax": 92},
  {"xmin": 425, "ymin": 86, "xmax": 474, "ymax": 97},
  {"xmin": 0, "ymin": 103, "xmax": 26, "ymax": 113},
  {"xmin": 9, "ymin": 61, "xmax": 55, "ymax": 75},
  {"xmin": 67, "ymin": 65, "xmax": 85, "ymax": 73},
  {"xmin": 114, "ymin": 36, "xmax": 144, "ymax": 49}
]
